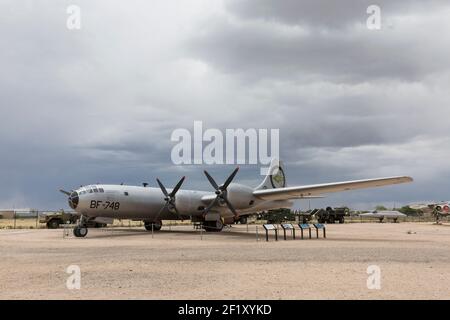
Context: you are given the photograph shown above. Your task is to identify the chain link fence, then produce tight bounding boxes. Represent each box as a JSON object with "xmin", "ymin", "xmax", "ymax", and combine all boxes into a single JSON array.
[
  {"xmin": 0, "ymin": 210, "xmax": 448, "ymax": 230},
  {"xmin": 0, "ymin": 210, "xmax": 194, "ymax": 229}
]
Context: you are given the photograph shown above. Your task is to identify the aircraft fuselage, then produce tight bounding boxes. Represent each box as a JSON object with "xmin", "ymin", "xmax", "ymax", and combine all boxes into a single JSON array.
[{"xmin": 70, "ymin": 184, "xmax": 291, "ymax": 222}]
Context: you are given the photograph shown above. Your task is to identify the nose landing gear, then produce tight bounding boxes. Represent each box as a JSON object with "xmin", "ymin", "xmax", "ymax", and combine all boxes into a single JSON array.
[
  {"xmin": 73, "ymin": 215, "xmax": 89, "ymax": 238},
  {"xmin": 73, "ymin": 226, "xmax": 88, "ymax": 237}
]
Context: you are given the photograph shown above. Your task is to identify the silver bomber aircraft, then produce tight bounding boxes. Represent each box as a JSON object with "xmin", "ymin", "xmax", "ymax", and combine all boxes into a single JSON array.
[
  {"xmin": 359, "ymin": 210, "xmax": 407, "ymax": 223},
  {"xmin": 60, "ymin": 159, "xmax": 413, "ymax": 237}
]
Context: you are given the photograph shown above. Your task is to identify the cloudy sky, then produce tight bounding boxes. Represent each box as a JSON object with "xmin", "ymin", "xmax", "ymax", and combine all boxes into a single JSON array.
[{"xmin": 1, "ymin": 0, "xmax": 450, "ymax": 210}]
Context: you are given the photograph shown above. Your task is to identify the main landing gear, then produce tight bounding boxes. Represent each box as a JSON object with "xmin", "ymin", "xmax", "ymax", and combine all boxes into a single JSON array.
[
  {"xmin": 203, "ymin": 219, "xmax": 224, "ymax": 232},
  {"xmin": 144, "ymin": 220, "xmax": 162, "ymax": 231}
]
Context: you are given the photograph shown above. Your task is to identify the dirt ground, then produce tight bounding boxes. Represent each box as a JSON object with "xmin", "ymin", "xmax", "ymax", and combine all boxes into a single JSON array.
[{"xmin": 1, "ymin": 223, "xmax": 449, "ymax": 300}]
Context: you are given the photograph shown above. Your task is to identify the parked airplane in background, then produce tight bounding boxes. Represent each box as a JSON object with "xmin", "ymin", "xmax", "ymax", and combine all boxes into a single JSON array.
[
  {"xmin": 409, "ymin": 202, "xmax": 450, "ymax": 223},
  {"xmin": 60, "ymin": 159, "xmax": 413, "ymax": 237},
  {"xmin": 409, "ymin": 202, "xmax": 450, "ymax": 215},
  {"xmin": 359, "ymin": 210, "xmax": 407, "ymax": 223}
]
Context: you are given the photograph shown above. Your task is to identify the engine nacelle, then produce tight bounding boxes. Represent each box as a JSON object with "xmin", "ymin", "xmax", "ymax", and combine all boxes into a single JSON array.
[{"xmin": 226, "ymin": 183, "xmax": 257, "ymax": 209}]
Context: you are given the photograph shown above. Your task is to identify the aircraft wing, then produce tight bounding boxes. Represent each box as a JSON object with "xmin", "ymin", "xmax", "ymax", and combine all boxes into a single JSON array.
[
  {"xmin": 252, "ymin": 176, "xmax": 413, "ymax": 201},
  {"xmin": 200, "ymin": 194, "xmax": 324, "ymax": 203}
]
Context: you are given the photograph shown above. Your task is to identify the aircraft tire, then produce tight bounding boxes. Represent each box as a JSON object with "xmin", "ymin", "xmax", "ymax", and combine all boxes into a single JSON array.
[
  {"xmin": 144, "ymin": 221, "xmax": 162, "ymax": 231},
  {"xmin": 204, "ymin": 220, "xmax": 224, "ymax": 232},
  {"xmin": 73, "ymin": 226, "xmax": 88, "ymax": 238}
]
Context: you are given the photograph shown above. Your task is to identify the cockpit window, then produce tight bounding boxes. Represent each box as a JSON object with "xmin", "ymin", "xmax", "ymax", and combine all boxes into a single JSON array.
[
  {"xmin": 99, "ymin": 188, "xmax": 104, "ymax": 193},
  {"xmin": 93, "ymin": 188, "xmax": 98, "ymax": 193},
  {"xmin": 89, "ymin": 188, "xmax": 93, "ymax": 193}
]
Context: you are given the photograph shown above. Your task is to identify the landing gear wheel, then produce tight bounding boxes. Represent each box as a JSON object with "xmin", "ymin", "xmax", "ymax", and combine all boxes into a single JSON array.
[
  {"xmin": 329, "ymin": 216, "xmax": 335, "ymax": 224},
  {"xmin": 339, "ymin": 217, "xmax": 345, "ymax": 224},
  {"xmin": 239, "ymin": 216, "xmax": 248, "ymax": 225},
  {"xmin": 144, "ymin": 221, "xmax": 162, "ymax": 231},
  {"xmin": 73, "ymin": 226, "xmax": 88, "ymax": 238},
  {"xmin": 204, "ymin": 220, "xmax": 224, "ymax": 232}
]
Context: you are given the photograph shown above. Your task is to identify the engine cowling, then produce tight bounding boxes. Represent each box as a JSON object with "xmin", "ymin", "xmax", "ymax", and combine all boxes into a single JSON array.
[{"xmin": 226, "ymin": 183, "xmax": 256, "ymax": 209}]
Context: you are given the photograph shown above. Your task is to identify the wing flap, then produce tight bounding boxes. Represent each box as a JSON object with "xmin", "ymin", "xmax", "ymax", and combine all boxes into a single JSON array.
[{"xmin": 253, "ymin": 176, "xmax": 413, "ymax": 201}]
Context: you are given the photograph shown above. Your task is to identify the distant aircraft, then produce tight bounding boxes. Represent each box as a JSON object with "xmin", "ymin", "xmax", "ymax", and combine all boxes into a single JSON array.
[
  {"xmin": 359, "ymin": 210, "xmax": 407, "ymax": 223},
  {"xmin": 409, "ymin": 202, "xmax": 450, "ymax": 215},
  {"xmin": 409, "ymin": 202, "xmax": 450, "ymax": 223},
  {"xmin": 60, "ymin": 159, "xmax": 413, "ymax": 237}
]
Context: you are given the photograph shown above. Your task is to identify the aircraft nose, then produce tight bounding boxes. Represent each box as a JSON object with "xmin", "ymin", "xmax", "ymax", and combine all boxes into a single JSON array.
[{"xmin": 68, "ymin": 191, "xmax": 79, "ymax": 209}]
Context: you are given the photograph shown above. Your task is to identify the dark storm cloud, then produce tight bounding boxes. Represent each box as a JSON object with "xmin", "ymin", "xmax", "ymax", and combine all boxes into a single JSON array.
[
  {"xmin": 226, "ymin": 0, "xmax": 449, "ymax": 28},
  {"xmin": 188, "ymin": 2, "xmax": 450, "ymax": 82}
]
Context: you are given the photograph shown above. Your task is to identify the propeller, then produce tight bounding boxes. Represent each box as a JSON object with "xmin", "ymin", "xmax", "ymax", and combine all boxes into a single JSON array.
[
  {"xmin": 155, "ymin": 176, "xmax": 186, "ymax": 221},
  {"xmin": 59, "ymin": 189, "xmax": 78, "ymax": 209},
  {"xmin": 203, "ymin": 167, "xmax": 240, "ymax": 218},
  {"xmin": 59, "ymin": 189, "xmax": 71, "ymax": 196}
]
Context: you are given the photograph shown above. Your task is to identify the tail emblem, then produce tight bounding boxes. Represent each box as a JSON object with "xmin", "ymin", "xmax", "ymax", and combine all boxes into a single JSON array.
[{"xmin": 270, "ymin": 166, "xmax": 286, "ymax": 188}]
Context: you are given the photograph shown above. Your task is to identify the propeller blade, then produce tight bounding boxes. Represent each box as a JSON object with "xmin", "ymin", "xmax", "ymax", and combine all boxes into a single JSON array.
[
  {"xmin": 204, "ymin": 170, "xmax": 220, "ymax": 191},
  {"xmin": 170, "ymin": 176, "xmax": 185, "ymax": 197},
  {"xmin": 172, "ymin": 206, "xmax": 183, "ymax": 221},
  {"xmin": 59, "ymin": 189, "xmax": 71, "ymax": 196},
  {"xmin": 156, "ymin": 178, "xmax": 169, "ymax": 197},
  {"xmin": 223, "ymin": 197, "xmax": 239, "ymax": 217},
  {"xmin": 222, "ymin": 167, "xmax": 239, "ymax": 190},
  {"xmin": 154, "ymin": 202, "xmax": 169, "ymax": 222},
  {"xmin": 203, "ymin": 197, "xmax": 219, "ymax": 215}
]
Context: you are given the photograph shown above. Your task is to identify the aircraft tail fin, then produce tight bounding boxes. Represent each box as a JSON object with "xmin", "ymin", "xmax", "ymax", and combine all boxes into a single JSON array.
[{"xmin": 255, "ymin": 159, "xmax": 287, "ymax": 190}]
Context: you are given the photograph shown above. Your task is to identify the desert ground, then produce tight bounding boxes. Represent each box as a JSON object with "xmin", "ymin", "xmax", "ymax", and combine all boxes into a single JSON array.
[{"xmin": 1, "ymin": 222, "xmax": 449, "ymax": 300}]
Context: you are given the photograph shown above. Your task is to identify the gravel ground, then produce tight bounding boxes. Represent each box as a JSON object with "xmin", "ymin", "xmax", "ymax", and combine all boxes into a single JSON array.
[{"xmin": 1, "ymin": 223, "xmax": 449, "ymax": 300}]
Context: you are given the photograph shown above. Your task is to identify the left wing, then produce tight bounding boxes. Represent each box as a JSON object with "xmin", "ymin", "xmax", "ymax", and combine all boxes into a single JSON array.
[{"xmin": 253, "ymin": 176, "xmax": 413, "ymax": 201}]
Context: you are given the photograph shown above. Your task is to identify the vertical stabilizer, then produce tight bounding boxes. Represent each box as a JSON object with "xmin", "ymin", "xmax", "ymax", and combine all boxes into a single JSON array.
[{"xmin": 255, "ymin": 159, "xmax": 286, "ymax": 190}]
